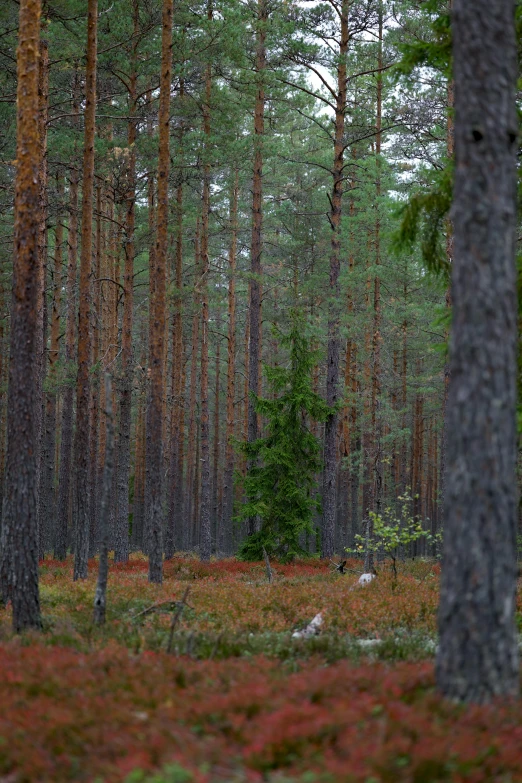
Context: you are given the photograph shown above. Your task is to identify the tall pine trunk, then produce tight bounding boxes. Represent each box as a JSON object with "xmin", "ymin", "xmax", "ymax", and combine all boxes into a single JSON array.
[
  {"xmin": 322, "ymin": 0, "xmax": 348, "ymax": 558},
  {"xmin": 199, "ymin": 16, "xmax": 213, "ymax": 562},
  {"xmin": 0, "ymin": 0, "xmax": 42, "ymax": 630},
  {"xmin": 115, "ymin": 7, "xmax": 138, "ymax": 563},
  {"xmin": 221, "ymin": 171, "xmax": 239, "ymax": 554},
  {"xmin": 211, "ymin": 308, "xmax": 221, "ymax": 551},
  {"xmin": 246, "ymin": 0, "xmax": 267, "ymax": 536},
  {"xmin": 436, "ymin": 0, "xmax": 519, "ymax": 702},
  {"xmin": 73, "ymin": 0, "xmax": 97, "ymax": 580},
  {"xmin": 165, "ymin": 82, "xmax": 185, "ymax": 558},
  {"xmin": 37, "ymin": 40, "xmax": 51, "ymax": 558},
  {"xmin": 87, "ymin": 185, "xmax": 102, "ymax": 557},
  {"xmin": 145, "ymin": 0, "xmax": 173, "ymax": 582},
  {"xmin": 185, "ymin": 223, "xmax": 200, "ymax": 550},
  {"xmin": 55, "ymin": 75, "xmax": 80, "ymax": 560},
  {"xmin": 41, "ymin": 174, "xmax": 63, "ymax": 554},
  {"xmin": 365, "ymin": 7, "xmax": 383, "ymax": 572}
]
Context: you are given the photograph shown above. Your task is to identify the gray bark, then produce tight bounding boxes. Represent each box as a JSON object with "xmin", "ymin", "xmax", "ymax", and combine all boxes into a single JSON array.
[
  {"xmin": 436, "ymin": 0, "xmax": 519, "ymax": 702},
  {"xmin": 93, "ymin": 375, "xmax": 115, "ymax": 625},
  {"xmin": 246, "ymin": 0, "xmax": 266, "ymax": 538},
  {"xmin": 55, "ymin": 77, "xmax": 79, "ymax": 561},
  {"xmin": 115, "ymin": 381, "xmax": 131, "ymax": 561}
]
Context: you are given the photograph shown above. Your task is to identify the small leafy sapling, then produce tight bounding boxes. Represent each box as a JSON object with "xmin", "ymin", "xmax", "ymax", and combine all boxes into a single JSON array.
[{"xmin": 347, "ymin": 493, "xmax": 442, "ymax": 580}]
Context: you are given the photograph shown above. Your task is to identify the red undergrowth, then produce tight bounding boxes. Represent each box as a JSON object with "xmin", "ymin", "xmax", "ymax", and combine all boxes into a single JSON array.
[{"xmin": 1, "ymin": 643, "xmax": 522, "ymax": 782}]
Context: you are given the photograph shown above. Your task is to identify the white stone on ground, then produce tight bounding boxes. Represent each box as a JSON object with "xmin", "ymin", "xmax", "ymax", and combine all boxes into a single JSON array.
[{"xmin": 292, "ymin": 612, "xmax": 323, "ymax": 639}]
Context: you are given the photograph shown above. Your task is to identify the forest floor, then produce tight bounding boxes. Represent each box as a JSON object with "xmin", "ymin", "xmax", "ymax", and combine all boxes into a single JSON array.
[{"xmin": 1, "ymin": 556, "xmax": 522, "ymax": 782}]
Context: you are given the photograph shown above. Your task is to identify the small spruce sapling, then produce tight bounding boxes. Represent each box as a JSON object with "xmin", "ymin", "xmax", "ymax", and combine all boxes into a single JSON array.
[{"xmin": 236, "ymin": 312, "xmax": 330, "ymax": 562}]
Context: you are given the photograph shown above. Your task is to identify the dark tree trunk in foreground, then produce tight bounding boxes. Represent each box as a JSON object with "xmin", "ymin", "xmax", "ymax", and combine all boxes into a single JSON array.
[
  {"xmin": 145, "ymin": 0, "xmax": 173, "ymax": 582},
  {"xmin": 436, "ymin": 0, "xmax": 519, "ymax": 703},
  {"xmin": 0, "ymin": 0, "xmax": 42, "ymax": 630},
  {"xmin": 73, "ymin": 0, "xmax": 97, "ymax": 580}
]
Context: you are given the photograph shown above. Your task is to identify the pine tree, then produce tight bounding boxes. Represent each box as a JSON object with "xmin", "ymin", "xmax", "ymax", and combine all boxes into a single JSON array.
[
  {"xmin": 145, "ymin": 0, "xmax": 173, "ymax": 583},
  {"xmin": 73, "ymin": 0, "xmax": 98, "ymax": 581},
  {"xmin": 0, "ymin": 0, "xmax": 42, "ymax": 630},
  {"xmin": 436, "ymin": 0, "xmax": 519, "ymax": 703}
]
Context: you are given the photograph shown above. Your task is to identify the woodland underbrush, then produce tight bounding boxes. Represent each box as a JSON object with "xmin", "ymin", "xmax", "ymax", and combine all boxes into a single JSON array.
[
  {"xmin": 1, "ymin": 556, "xmax": 522, "ymax": 782},
  {"xmin": 5, "ymin": 554, "xmax": 441, "ymax": 655}
]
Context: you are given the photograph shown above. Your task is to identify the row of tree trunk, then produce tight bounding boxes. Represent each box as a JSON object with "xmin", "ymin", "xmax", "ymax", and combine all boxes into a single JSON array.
[{"xmin": 1, "ymin": 0, "xmax": 520, "ymax": 709}]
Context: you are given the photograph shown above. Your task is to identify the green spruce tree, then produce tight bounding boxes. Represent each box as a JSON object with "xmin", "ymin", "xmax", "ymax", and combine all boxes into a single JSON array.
[{"xmin": 237, "ymin": 312, "xmax": 330, "ymax": 563}]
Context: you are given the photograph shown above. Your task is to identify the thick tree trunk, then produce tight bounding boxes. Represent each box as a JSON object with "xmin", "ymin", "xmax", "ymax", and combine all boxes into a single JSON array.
[
  {"xmin": 322, "ymin": 0, "xmax": 348, "ymax": 558},
  {"xmin": 145, "ymin": 0, "xmax": 173, "ymax": 583},
  {"xmin": 73, "ymin": 0, "xmax": 97, "ymax": 580},
  {"xmin": 0, "ymin": 0, "xmax": 42, "ymax": 630},
  {"xmin": 436, "ymin": 0, "xmax": 519, "ymax": 702}
]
